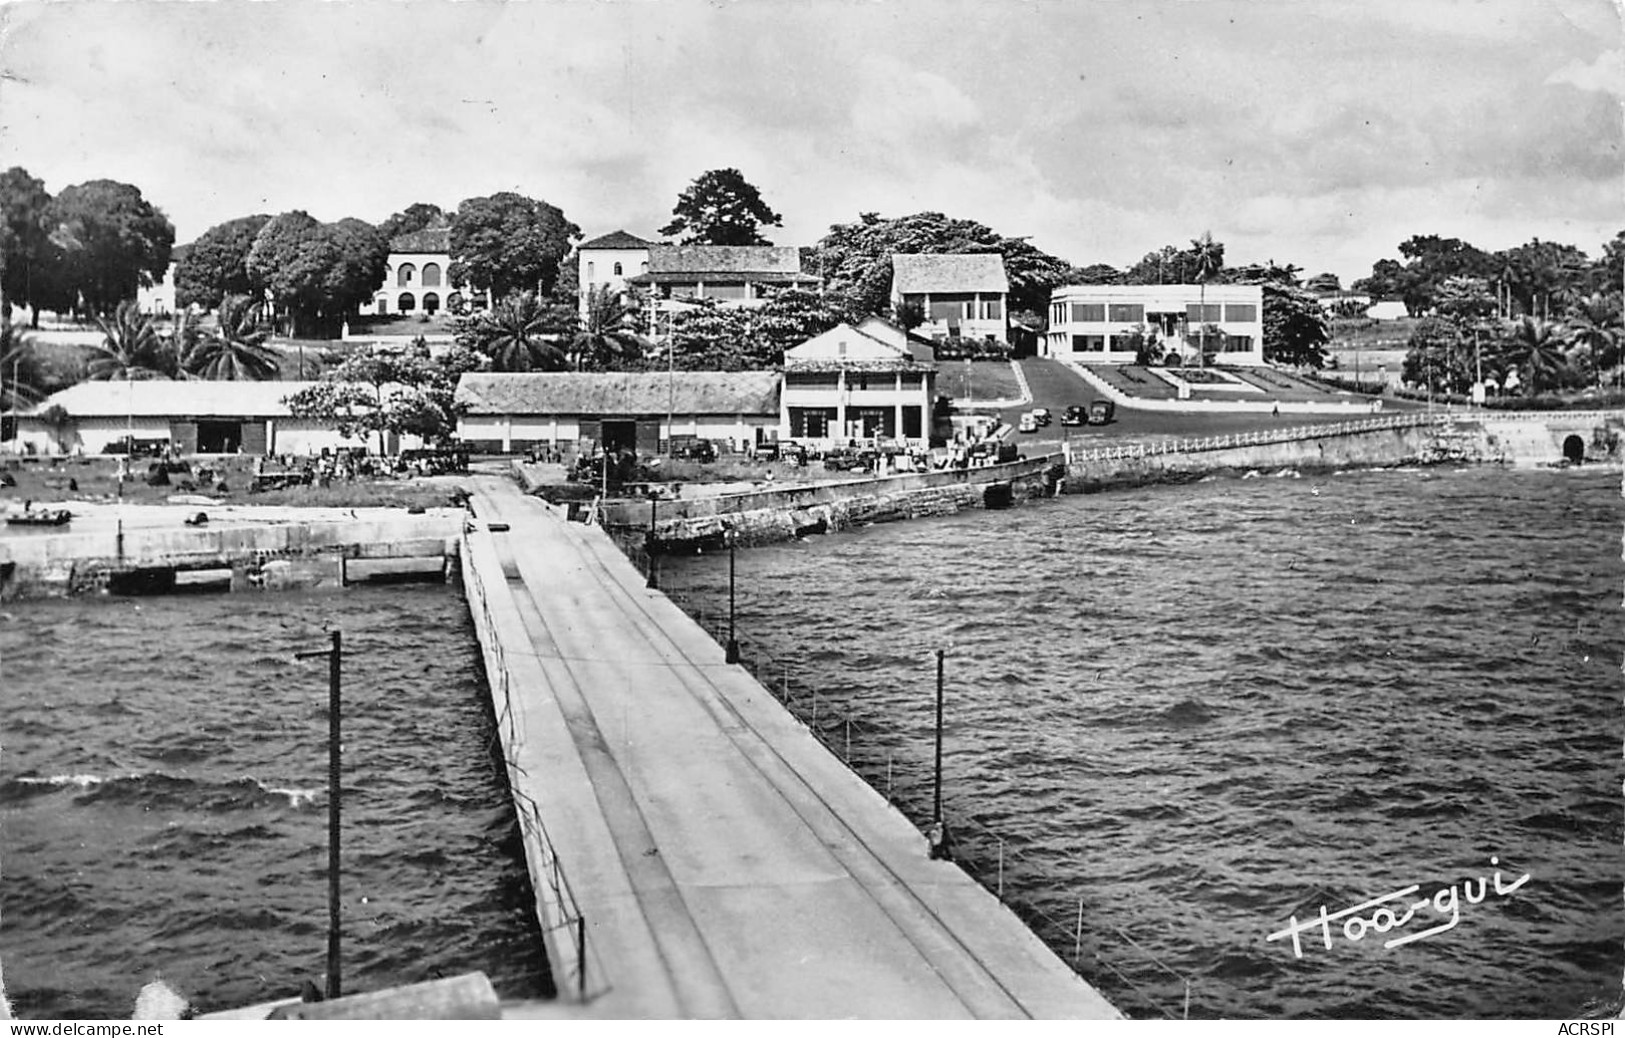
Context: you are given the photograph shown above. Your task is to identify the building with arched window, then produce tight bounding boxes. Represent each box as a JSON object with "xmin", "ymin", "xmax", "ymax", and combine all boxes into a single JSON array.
[
  {"xmin": 576, "ymin": 229, "xmax": 654, "ymax": 323},
  {"xmin": 369, "ymin": 224, "xmax": 487, "ymax": 316}
]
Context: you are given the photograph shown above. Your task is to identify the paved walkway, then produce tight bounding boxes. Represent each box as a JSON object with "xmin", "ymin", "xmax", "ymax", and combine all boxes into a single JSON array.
[{"xmin": 467, "ymin": 478, "xmax": 1120, "ymax": 1020}]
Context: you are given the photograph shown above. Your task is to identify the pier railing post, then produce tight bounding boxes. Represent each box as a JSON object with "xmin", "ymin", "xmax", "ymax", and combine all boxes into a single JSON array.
[
  {"xmin": 295, "ymin": 631, "xmax": 344, "ymax": 1001},
  {"xmin": 645, "ymin": 495, "xmax": 659, "ymax": 590},
  {"xmin": 725, "ymin": 527, "xmax": 740, "ymax": 664},
  {"xmin": 576, "ymin": 914, "xmax": 587, "ymax": 1000}
]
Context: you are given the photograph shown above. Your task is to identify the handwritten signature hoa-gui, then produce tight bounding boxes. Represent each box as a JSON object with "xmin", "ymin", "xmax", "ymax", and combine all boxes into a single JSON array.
[{"xmin": 1266, "ymin": 857, "xmax": 1530, "ymax": 958}]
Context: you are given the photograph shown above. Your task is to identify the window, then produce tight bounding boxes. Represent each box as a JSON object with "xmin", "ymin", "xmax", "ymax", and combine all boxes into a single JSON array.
[
  {"xmin": 586, "ymin": 262, "xmax": 595, "ymax": 282},
  {"xmin": 703, "ymin": 283, "xmax": 748, "ymax": 301},
  {"xmin": 1051, "ymin": 303, "xmax": 1065, "ymax": 325},
  {"xmin": 421, "ymin": 263, "xmax": 442, "ymax": 288},
  {"xmin": 1186, "ymin": 303, "xmax": 1221, "ymax": 322},
  {"xmin": 1224, "ymin": 335, "xmax": 1254, "ymax": 353},
  {"xmin": 397, "ymin": 263, "xmax": 416, "ymax": 287},
  {"xmin": 613, "ymin": 262, "xmax": 623, "ymax": 276},
  {"xmin": 1108, "ymin": 303, "xmax": 1145, "ymax": 323},
  {"xmin": 902, "ymin": 405, "xmax": 923, "ymax": 438},
  {"xmin": 1071, "ymin": 303, "xmax": 1105, "ymax": 323},
  {"xmin": 984, "ymin": 298, "xmax": 1002, "ymax": 320},
  {"xmin": 423, "ymin": 292, "xmax": 440, "ymax": 314},
  {"xmin": 398, "ymin": 292, "xmax": 416, "ymax": 312},
  {"xmin": 790, "ymin": 407, "xmax": 837, "ymax": 438},
  {"xmin": 1224, "ymin": 303, "xmax": 1257, "ymax": 322},
  {"xmin": 1108, "ymin": 334, "xmax": 1137, "ymax": 352},
  {"xmin": 1071, "ymin": 335, "xmax": 1105, "ymax": 352}
]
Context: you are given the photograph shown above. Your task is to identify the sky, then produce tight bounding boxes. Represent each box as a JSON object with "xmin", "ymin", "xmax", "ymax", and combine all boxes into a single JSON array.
[{"xmin": 0, "ymin": 0, "xmax": 1619, "ymax": 287}]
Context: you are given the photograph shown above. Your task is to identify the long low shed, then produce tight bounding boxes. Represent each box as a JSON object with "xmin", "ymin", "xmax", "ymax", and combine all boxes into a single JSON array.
[{"xmin": 454, "ymin": 371, "xmax": 781, "ymax": 455}]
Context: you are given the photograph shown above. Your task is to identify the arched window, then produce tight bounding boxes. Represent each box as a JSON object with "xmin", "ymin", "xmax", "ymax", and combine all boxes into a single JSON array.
[
  {"xmin": 613, "ymin": 262, "xmax": 623, "ymax": 276},
  {"xmin": 398, "ymin": 292, "xmax": 416, "ymax": 312},
  {"xmin": 586, "ymin": 261, "xmax": 596, "ymax": 282},
  {"xmin": 423, "ymin": 292, "xmax": 440, "ymax": 314},
  {"xmin": 640, "ymin": 261, "xmax": 649, "ymax": 274},
  {"xmin": 397, "ymin": 263, "xmax": 416, "ymax": 287},
  {"xmin": 421, "ymin": 262, "xmax": 441, "ymax": 288}
]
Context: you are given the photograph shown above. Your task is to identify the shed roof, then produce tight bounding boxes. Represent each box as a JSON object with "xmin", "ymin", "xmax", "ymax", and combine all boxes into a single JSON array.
[
  {"xmin": 456, "ymin": 371, "xmax": 781, "ymax": 417},
  {"xmin": 20, "ymin": 379, "xmax": 321, "ymax": 419},
  {"xmin": 891, "ymin": 253, "xmax": 1010, "ymax": 294},
  {"xmin": 580, "ymin": 230, "xmax": 655, "ymax": 250}
]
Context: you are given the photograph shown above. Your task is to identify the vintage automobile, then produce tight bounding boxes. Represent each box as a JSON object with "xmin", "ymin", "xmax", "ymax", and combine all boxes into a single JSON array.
[
  {"xmin": 1018, "ymin": 412, "xmax": 1039, "ymax": 434},
  {"xmin": 1088, "ymin": 399, "xmax": 1117, "ymax": 425},
  {"xmin": 1061, "ymin": 405, "xmax": 1089, "ymax": 426},
  {"xmin": 1030, "ymin": 407, "xmax": 1052, "ymax": 426}
]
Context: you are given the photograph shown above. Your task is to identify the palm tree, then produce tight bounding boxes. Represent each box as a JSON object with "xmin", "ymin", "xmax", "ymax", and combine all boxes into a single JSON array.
[
  {"xmin": 467, "ymin": 291, "xmax": 569, "ymax": 372},
  {"xmin": 1502, "ymin": 315, "xmax": 1568, "ymax": 395},
  {"xmin": 87, "ymin": 301, "xmax": 176, "ymax": 380},
  {"xmin": 573, "ymin": 285, "xmax": 646, "ymax": 371},
  {"xmin": 1190, "ymin": 231, "xmax": 1225, "ymax": 369},
  {"xmin": 0, "ymin": 322, "xmax": 48, "ymax": 414},
  {"xmin": 184, "ymin": 295, "xmax": 281, "ymax": 381},
  {"xmin": 1564, "ymin": 294, "xmax": 1622, "ymax": 388}
]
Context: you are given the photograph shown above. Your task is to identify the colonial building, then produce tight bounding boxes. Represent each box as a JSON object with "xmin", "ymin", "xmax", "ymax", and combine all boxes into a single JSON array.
[
  {"xmin": 454, "ymin": 371, "xmax": 781, "ymax": 455},
  {"xmin": 890, "ymin": 253, "xmax": 1010, "ymax": 343},
  {"xmin": 369, "ymin": 224, "xmax": 486, "ymax": 317},
  {"xmin": 627, "ymin": 245, "xmax": 819, "ymax": 310},
  {"xmin": 136, "ymin": 245, "xmax": 189, "ymax": 317},
  {"xmin": 1044, "ymin": 284, "xmax": 1266, "ymax": 365},
  {"xmin": 780, "ymin": 316, "xmax": 936, "ymax": 450},
  {"xmin": 577, "ymin": 230, "xmax": 654, "ymax": 321},
  {"xmin": 6, "ymin": 380, "xmax": 404, "ymax": 457}
]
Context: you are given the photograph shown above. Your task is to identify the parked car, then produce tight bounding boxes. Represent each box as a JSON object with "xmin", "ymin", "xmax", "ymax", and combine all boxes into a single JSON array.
[
  {"xmin": 1018, "ymin": 412, "xmax": 1039, "ymax": 434},
  {"xmin": 1088, "ymin": 399, "xmax": 1117, "ymax": 425},
  {"xmin": 824, "ymin": 446, "xmax": 877, "ymax": 472},
  {"xmin": 1030, "ymin": 407, "xmax": 1052, "ymax": 427},
  {"xmin": 672, "ymin": 439, "xmax": 718, "ymax": 463},
  {"xmin": 1061, "ymin": 405, "xmax": 1089, "ymax": 426}
]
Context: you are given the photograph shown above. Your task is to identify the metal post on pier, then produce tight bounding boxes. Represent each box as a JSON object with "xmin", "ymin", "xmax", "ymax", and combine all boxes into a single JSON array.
[
  {"xmin": 725, "ymin": 527, "xmax": 739, "ymax": 664},
  {"xmin": 645, "ymin": 493, "xmax": 659, "ymax": 590},
  {"xmin": 927, "ymin": 648, "xmax": 953, "ymax": 860},
  {"xmin": 295, "ymin": 630, "xmax": 343, "ymax": 1000}
]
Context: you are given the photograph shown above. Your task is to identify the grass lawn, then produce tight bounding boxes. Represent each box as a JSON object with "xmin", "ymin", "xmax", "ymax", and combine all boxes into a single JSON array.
[{"xmin": 943, "ymin": 359, "xmax": 1024, "ymax": 406}]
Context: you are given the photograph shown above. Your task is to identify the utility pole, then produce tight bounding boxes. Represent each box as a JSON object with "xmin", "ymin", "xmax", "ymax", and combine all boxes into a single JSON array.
[{"xmin": 295, "ymin": 631, "xmax": 344, "ymax": 1001}]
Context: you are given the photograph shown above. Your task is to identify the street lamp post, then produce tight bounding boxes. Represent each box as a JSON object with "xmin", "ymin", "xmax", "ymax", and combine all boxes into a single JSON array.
[{"xmin": 294, "ymin": 631, "xmax": 344, "ymax": 1001}]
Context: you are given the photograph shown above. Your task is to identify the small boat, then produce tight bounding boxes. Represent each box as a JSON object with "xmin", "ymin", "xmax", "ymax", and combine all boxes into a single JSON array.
[{"xmin": 7, "ymin": 509, "xmax": 72, "ymax": 527}]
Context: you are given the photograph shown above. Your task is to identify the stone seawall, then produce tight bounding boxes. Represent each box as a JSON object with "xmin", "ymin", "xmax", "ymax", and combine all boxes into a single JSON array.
[
  {"xmin": 0, "ymin": 512, "xmax": 464, "ymax": 601},
  {"xmin": 601, "ymin": 455, "xmax": 1067, "ymax": 550}
]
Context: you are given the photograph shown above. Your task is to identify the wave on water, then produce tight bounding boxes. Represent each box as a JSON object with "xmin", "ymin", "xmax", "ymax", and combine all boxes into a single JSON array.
[{"xmin": 2, "ymin": 772, "xmax": 322, "ymax": 811}]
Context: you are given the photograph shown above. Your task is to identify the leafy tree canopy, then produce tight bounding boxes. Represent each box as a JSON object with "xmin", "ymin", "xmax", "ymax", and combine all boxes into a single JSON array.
[
  {"xmin": 454, "ymin": 290, "xmax": 573, "ymax": 372},
  {"xmin": 658, "ymin": 287, "xmax": 856, "ymax": 371},
  {"xmin": 285, "ymin": 340, "xmax": 470, "ymax": 450},
  {"xmin": 176, "ymin": 214, "xmax": 271, "ymax": 310},
  {"xmin": 378, "ymin": 203, "xmax": 447, "ymax": 243},
  {"xmin": 1257, "ymin": 283, "xmax": 1330, "ymax": 369},
  {"xmin": 806, "ymin": 211, "xmax": 1073, "ymax": 318},
  {"xmin": 246, "ymin": 211, "xmax": 387, "ymax": 337},
  {"xmin": 45, "ymin": 179, "xmax": 175, "ymax": 316},
  {"xmin": 0, "ymin": 166, "xmax": 54, "ymax": 321},
  {"xmin": 660, "ymin": 168, "xmax": 783, "ymax": 247},
  {"xmin": 448, "ymin": 192, "xmax": 580, "ymax": 300}
]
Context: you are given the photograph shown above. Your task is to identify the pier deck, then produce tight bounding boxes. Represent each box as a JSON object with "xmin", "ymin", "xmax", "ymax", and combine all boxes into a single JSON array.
[{"xmin": 464, "ymin": 477, "xmax": 1120, "ymax": 1019}]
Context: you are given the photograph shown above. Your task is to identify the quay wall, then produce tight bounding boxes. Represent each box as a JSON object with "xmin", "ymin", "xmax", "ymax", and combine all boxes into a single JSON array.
[
  {"xmin": 598, "ymin": 455, "xmax": 1067, "ymax": 550},
  {"xmin": 0, "ymin": 514, "xmax": 463, "ymax": 601}
]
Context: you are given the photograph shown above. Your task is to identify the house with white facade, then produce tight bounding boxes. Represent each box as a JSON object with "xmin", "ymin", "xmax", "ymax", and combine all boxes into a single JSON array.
[
  {"xmin": 780, "ymin": 316, "xmax": 937, "ymax": 450},
  {"xmin": 454, "ymin": 371, "xmax": 781, "ymax": 456},
  {"xmin": 890, "ymin": 253, "xmax": 1010, "ymax": 344},
  {"xmin": 136, "ymin": 245, "xmax": 189, "ymax": 317},
  {"xmin": 369, "ymin": 224, "xmax": 486, "ymax": 317},
  {"xmin": 577, "ymin": 230, "xmax": 654, "ymax": 321},
  {"xmin": 1044, "ymin": 284, "xmax": 1266, "ymax": 365},
  {"xmin": 6, "ymin": 380, "xmax": 409, "ymax": 457}
]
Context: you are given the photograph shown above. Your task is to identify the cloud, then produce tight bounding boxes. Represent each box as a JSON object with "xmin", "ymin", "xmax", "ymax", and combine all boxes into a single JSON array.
[{"xmin": 1546, "ymin": 48, "xmax": 1625, "ymax": 97}]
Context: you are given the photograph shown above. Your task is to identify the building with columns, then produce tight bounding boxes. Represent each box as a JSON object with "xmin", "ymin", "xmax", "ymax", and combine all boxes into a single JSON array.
[
  {"xmin": 369, "ymin": 224, "xmax": 486, "ymax": 316},
  {"xmin": 780, "ymin": 316, "xmax": 937, "ymax": 450}
]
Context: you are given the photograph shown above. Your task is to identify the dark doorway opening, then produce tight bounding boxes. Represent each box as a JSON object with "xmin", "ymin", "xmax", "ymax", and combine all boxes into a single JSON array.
[
  {"xmin": 1562, "ymin": 434, "xmax": 1585, "ymax": 464},
  {"xmin": 601, "ymin": 420, "xmax": 638, "ymax": 454},
  {"xmin": 197, "ymin": 420, "xmax": 242, "ymax": 454}
]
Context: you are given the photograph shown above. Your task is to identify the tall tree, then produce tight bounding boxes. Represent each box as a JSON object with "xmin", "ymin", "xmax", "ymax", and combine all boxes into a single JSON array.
[
  {"xmin": 184, "ymin": 295, "xmax": 280, "ymax": 380},
  {"xmin": 1259, "ymin": 283, "xmax": 1330, "ymax": 369},
  {"xmin": 573, "ymin": 284, "xmax": 645, "ymax": 371},
  {"xmin": 378, "ymin": 203, "xmax": 447, "ymax": 243},
  {"xmin": 1190, "ymin": 231, "xmax": 1225, "ymax": 369},
  {"xmin": 454, "ymin": 290, "xmax": 571, "ymax": 372},
  {"xmin": 44, "ymin": 179, "xmax": 175, "ymax": 315},
  {"xmin": 660, "ymin": 168, "xmax": 783, "ymax": 246},
  {"xmin": 0, "ymin": 166, "xmax": 54, "ymax": 324},
  {"xmin": 448, "ymin": 192, "xmax": 580, "ymax": 300},
  {"xmin": 175, "ymin": 214, "xmax": 271, "ymax": 310},
  {"xmin": 1501, "ymin": 316, "xmax": 1569, "ymax": 395},
  {"xmin": 323, "ymin": 218, "xmax": 390, "ymax": 315},
  {"xmin": 246, "ymin": 212, "xmax": 387, "ymax": 337},
  {"xmin": 87, "ymin": 300, "xmax": 177, "ymax": 380},
  {"xmin": 1565, "ymin": 294, "xmax": 1622, "ymax": 387},
  {"xmin": 285, "ymin": 340, "xmax": 468, "ymax": 453},
  {"xmin": 0, "ymin": 323, "xmax": 49, "ymax": 412}
]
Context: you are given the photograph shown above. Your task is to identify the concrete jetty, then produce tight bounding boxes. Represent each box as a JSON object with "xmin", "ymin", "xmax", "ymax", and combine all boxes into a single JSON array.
[{"xmin": 461, "ymin": 477, "xmax": 1120, "ymax": 1019}]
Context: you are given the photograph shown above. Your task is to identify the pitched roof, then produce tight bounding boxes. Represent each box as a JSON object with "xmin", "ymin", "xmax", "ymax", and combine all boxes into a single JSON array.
[
  {"xmin": 22, "ymin": 380, "xmax": 322, "ymax": 419},
  {"xmin": 784, "ymin": 323, "xmax": 937, "ymax": 372},
  {"xmin": 390, "ymin": 227, "xmax": 451, "ymax": 254},
  {"xmin": 580, "ymin": 230, "xmax": 654, "ymax": 250},
  {"xmin": 628, "ymin": 270, "xmax": 819, "ymax": 285},
  {"xmin": 891, "ymin": 253, "xmax": 1009, "ymax": 294},
  {"xmin": 455, "ymin": 371, "xmax": 781, "ymax": 417},
  {"xmin": 646, "ymin": 245, "xmax": 804, "ymax": 275}
]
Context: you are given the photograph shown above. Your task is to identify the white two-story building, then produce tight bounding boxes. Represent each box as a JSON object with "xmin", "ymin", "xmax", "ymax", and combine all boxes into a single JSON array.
[
  {"xmin": 891, "ymin": 253, "xmax": 1010, "ymax": 344},
  {"xmin": 780, "ymin": 316, "xmax": 937, "ymax": 450},
  {"xmin": 369, "ymin": 224, "xmax": 487, "ymax": 316},
  {"xmin": 1044, "ymin": 284, "xmax": 1265, "ymax": 365},
  {"xmin": 576, "ymin": 230, "xmax": 654, "ymax": 322}
]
